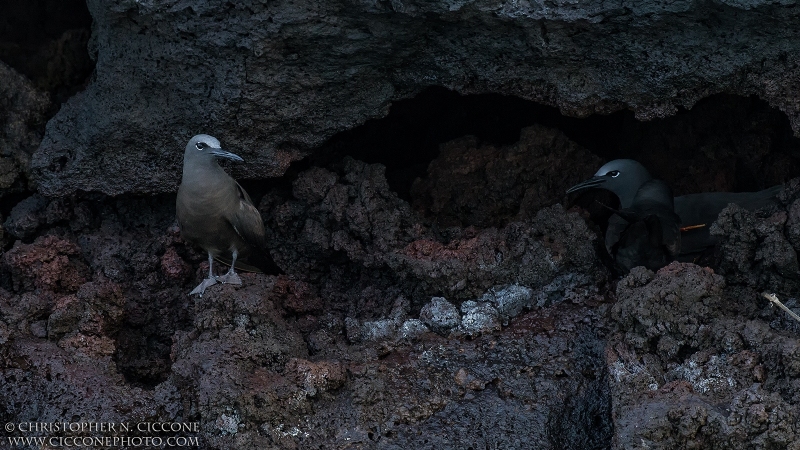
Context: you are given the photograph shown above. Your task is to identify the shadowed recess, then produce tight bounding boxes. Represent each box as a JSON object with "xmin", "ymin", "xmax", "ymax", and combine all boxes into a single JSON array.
[
  {"xmin": 0, "ymin": 0, "xmax": 94, "ymax": 103},
  {"xmin": 305, "ymin": 87, "xmax": 800, "ymax": 205}
]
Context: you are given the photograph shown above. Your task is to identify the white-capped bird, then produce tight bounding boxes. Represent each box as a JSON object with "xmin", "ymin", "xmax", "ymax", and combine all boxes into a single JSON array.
[{"xmin": 176, "ymin": 134, "xmax": 281, "ymax": 296}]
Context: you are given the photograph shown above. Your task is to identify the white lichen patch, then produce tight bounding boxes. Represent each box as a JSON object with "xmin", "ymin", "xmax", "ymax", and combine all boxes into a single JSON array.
[
  {"xmin": 266, "ymin": 423, "xmax": 310, "ymax": 439},
  {"xmin": 609, "ymin": 360, "xmax": 659, "ymax": 391},
  {"xmin": 215, "ymin": 412, "xmax": 240, "ymax": 435},
  {"xmin": 675, "ymin": 356, "xmax": 736, "ymax": 395}
]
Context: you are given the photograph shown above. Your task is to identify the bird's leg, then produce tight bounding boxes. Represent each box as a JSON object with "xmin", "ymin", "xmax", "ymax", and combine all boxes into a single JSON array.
[
  {"xmin": 215, "ymin": 250, "xmax": 242, "ymax": 285},
  {"xmin": 189, "ymin": 252, "xmax": 218, "ymax": 296}
]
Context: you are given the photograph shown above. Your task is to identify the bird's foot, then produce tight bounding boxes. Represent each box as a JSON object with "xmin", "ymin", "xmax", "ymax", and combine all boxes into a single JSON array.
[
  {"xmin": 189, "ymin": 277, "xmax": 218, "ymax": 297},
  {"xmin": 215, "ymin": 271, "xmax": 242, "ymax": 285}
]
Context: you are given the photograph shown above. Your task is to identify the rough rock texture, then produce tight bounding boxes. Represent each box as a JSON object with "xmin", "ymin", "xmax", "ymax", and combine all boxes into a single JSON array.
[
  {"xmin": 169, "ymin": 281, "xmax": 612, "ymax": 449},
  {"xmin": 609, "ymin": 263, "xmax": 800, "ymax": 449},
  {"xmin": 0, "ymin": 61, "xmax": 50, "ymax": 199},
  {"xmin": 419, "ymin": 297, "xmax": 460, "ymax": 334},
  {"xmin": 711, "ymin": 178, "xmax": 800, "ymax": 293},
  {"xmin": 0, "ymin": 180, "xmax": 613, "ymax": 449},
  {"xmin": 0, "ymin": 0, "xmax": 94, "ymax": 103},
  {"xmin": 2, "ymin": 121, "xmax": 623, "ymax": 449},
  {"xmin": 10, "ymin": 97, "xmax": 800, "ymax": 448},
  {"xmin": 29, "ymin": 0, "xmax": 800, "ymax": 196},
  {"xmin": 604, "ymin": 181, "xmax": 800, "ymax": 448},
  {"xmin": 8, "ymin": 4, "xmax": 800, "ymax": 443},
  {"xmin": 0, "ymin": 201, "xmax": 186, "ymax": 439},
  {"xmin": 410, "ymin": 124, "xmax": 603, "ymax": 227},
  {"xmin": 0, "ymin": 194, "xmax": 200, "ymax": 388},
  {"xmin": 261, "ymin": 156, "xmax": 602, "ymax": 304}
]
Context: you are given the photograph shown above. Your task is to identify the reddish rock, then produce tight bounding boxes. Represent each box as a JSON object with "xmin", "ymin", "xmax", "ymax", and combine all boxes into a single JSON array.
[
  {"xmin": 272, "ymin": 276, "xmax": 323, "ymax": 313},
  {"xmin": 75, "ymin": 280, "xmax": 125, "ymax": 336},
  {"xmin": 609, "ymin": 262, "xmax": 800, "ymax": 448},
  {"xmin": 57, "ymin": 333, "xmax": 116, "ymax": 357},
  {"xmin": 410, "ymin": 125, "xmax": 603, "ymax": 227},
  {"xmin": 2, "ymin": 235, "xmax": 87, "ymax": 293},
  {"xmin": 286, "ymin": 358, "xmax": 346, "ymax": 396},
  {"xmin": 46, "ymin": 294, "xmax": 82, "ymax": 340},
  {"xmin": 160, "ymin": 246, "xmax": 191, "ymax": 280}
]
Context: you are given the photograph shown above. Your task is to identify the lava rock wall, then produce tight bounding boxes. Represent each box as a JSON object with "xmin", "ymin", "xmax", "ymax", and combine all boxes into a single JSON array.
[
  {"xmin": 29, "ymin": 0, "xmax": 800, "ymax": 196},
  {"xmin": 5, "ymin": 1, "xmax": 800, "ymax": 449}
]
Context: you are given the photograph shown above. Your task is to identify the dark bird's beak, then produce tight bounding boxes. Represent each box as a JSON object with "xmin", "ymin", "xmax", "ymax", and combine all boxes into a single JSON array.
[
  {"xmin": 210, "ymin": 149, "xmax": 244, "ymax": 162},
  {"xmin": 566, "ymin": 176, "xmax": 606, "ymax": 194}
]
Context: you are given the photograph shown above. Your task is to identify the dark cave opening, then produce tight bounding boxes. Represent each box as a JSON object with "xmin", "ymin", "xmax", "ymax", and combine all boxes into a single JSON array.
[
  {"xmin": 311, "ymin": 86, "xmax": 625, "ymax": 202},
  {"xmin": 0, "ymin": 0, "xmax": 95, "ymax": 105},
  {"xmin": 0, "ymin": 0, "xmax": 95, "ymax": 228},
  {"xmin": 305, "ymin": 86, "xmax": 800, "ymax": 229}
]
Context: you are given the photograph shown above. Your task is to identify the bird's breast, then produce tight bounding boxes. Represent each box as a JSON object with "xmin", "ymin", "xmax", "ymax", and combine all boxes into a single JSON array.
[{"xmin": 176, "ymin": 181, "xmax": 242, "ymax": 255}]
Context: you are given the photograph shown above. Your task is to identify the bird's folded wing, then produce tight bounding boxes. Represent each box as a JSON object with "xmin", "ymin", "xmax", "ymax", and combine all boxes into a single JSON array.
[
  {"xmin": 226, "ymin": 182, "xmax": 267, "ymax": 250},
  {"xmin": 674, "ymin": 185, "xmax": 782, "ymax": 226},
  {"xmin": 605, "ymin": 213, "xmax": 632, "ymax": 255},
  {"xmin": 662, "ymin": 216, "xmax": 681, "ymax": 257}
]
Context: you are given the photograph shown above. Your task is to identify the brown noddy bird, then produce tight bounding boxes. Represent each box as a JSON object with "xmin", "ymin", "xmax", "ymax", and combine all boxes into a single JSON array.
[{"xmin": 176, "ymin": 134, "xmax": 281, "ymax": 296}]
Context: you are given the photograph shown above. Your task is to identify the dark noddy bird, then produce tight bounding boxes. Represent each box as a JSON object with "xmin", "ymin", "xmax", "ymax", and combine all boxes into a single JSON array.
[
  {"xmin": 567, "ymin": 159, "xmax": 654, "ymax": 210},
  {"xmin": 604, "ymin": 179, "xmax": 681, "ymax": 273},
  {"xmin": 176, "ymin": 134, "xmax": 281, "ymax": 296},
  {"xmin": 567, "ymin": 159, "xmax": 782, "ymax": 255}
]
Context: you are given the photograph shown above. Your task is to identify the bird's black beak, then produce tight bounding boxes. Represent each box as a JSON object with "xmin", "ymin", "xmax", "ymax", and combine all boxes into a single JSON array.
[
  {"xmin": 210, "ymin": 149, "xmax": 244, "ymax": 162},
  {"xmin": 566, "ymin": 176, "xmax": 606, "ymax": 194}
]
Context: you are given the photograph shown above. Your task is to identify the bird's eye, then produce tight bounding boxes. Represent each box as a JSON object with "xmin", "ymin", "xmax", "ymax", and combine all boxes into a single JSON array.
[
  {"xmin": 195, "ymin": 142, "xmax": 206, "ymax": 150},
  {"xmin": 608, "ymin": 170, "xmax": 620, "ymax": 178}
]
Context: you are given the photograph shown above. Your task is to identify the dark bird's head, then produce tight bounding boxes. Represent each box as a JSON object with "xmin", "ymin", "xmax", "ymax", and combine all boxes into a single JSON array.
[
  {"xmin": 184, "ymin": 134, "xmax": 244, "ymax": 164},
  {"xmin": 567, "ymin": 159, "xmax": 653, "ymax": 208}
]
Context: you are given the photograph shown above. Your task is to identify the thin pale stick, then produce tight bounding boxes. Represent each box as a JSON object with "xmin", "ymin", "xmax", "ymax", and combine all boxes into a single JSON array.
[{"xmin": 762, "ymin": 293, "xmax": 800, "ymax": 324}]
